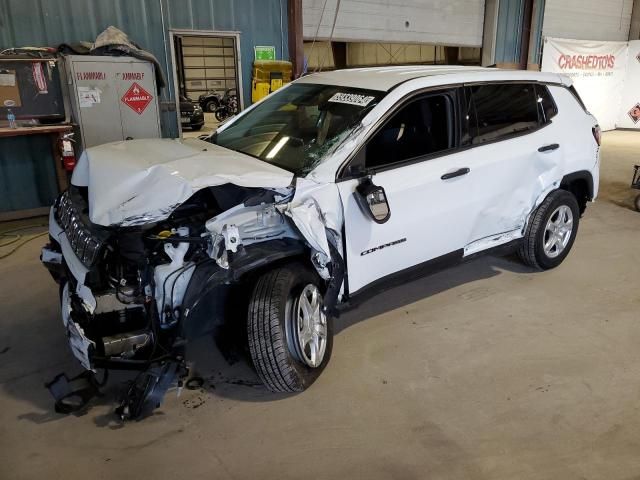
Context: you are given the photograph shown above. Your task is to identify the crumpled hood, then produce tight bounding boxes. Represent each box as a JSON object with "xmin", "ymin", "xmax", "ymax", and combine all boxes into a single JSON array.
[{"xmin": 71, "ymin": 138, "xmax": 294, "ymax": 226}]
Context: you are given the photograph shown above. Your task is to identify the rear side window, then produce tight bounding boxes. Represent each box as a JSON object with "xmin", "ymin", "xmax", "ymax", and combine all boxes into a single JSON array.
[
  {"xmin": 535, "ymin": 84, "xmax": 557, "ymax": 124},
  {"xmin": 465, "ymin": 83, "xmax": 539, "ymax": 144}
]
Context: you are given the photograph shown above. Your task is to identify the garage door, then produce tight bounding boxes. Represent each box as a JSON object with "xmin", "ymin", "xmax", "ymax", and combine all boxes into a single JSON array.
[
  {"xmin": 543, "ymin": 0, "xmax": 634, "ymax": 42},
  {"xmin": 177, "ymin": 35, "xmax": 239, "ymax": 100},
  {"xmin": 302, "ymin": 0, "xmax": 484, "ymax": 47}
]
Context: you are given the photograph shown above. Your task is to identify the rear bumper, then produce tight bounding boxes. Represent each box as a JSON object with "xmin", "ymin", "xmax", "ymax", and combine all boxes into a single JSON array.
[
  {"xmin": 592, "ymin": 154, "xmax": 600, "ymax": 200},
  {"xmin": 181, "ymin": 112, "xmax": 205, "ymax": 128}
]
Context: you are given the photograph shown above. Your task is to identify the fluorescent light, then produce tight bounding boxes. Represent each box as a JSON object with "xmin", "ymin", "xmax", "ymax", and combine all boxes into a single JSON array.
[{"xmin": 266, "ymin": 136, "xmax": 289, "ymax": 159}]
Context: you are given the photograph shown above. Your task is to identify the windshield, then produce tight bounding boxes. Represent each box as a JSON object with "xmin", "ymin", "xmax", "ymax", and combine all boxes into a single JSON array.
[{"xmin": 213, "ymin": 83, "xmax": 384, "ymax": 175}]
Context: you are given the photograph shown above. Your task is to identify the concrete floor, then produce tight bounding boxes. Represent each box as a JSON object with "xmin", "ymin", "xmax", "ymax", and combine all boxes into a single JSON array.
[
  {"xmin": 182, "ymin": 112, "xmax": 219, "ymax": 139},
  {"xmin": 1, "ymin": 131, "xmax": 639, "ymax": 480}
]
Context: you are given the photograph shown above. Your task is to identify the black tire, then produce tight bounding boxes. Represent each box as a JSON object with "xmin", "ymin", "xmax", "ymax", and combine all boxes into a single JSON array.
[
  {"xmin": 214, "ymin": 109, "xmax": 227, "ymax": 122},
  {"xmin": 518, "ymin": 189, "xmax": 580, "ymax": 270},
  {"xmin": 634, "ymin": 194, "xmax": 640, "ymax": 212},
  {"xmin": 247, "ymin": 264, "xmax": 333, "ymax": 393},
  {"xmin": 191, "ymin": 125, "xmax": 202, "ymax": 131},
  {"xmin": 204, "ymin": 99, "xmax": 218, "ymax": 112}
]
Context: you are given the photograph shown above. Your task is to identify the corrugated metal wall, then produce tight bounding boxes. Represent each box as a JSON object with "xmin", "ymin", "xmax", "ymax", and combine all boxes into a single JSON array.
[
  {"xmin": 0, "ymin": 0, "xmax": 289, "ymax": 137},
  {"xmin": 529, "ymin": 0, "xmax": 545, "ymax": 66},
  {"xmin": 493, "ymin": 0, "xmax": 545, "ymax": 67},
  {"xmin": 494, "ymin": 0, "xmax": 525, "ymax": 65}
]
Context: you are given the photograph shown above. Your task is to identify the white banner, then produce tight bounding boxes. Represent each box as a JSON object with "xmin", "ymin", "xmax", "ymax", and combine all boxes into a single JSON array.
[
  {"xmin": 541, "ymin": 37, "xmax": 628, "ymax": 131},
  {"xmin": 617, "ymin": 40, "xmax": 640, "ymax": 129}
]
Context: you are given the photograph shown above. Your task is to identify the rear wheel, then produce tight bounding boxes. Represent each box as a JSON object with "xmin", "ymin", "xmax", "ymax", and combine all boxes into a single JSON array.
[
  {"xmin": 518, "ymin": 190, "xmax": 580, "ymax": 270},
  {"xmin": 247, "ymin": 264, "xmax": 333, "ymax": 392}
]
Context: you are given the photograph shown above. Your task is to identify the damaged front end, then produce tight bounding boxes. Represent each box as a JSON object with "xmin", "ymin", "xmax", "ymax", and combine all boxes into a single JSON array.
[{"xmin": 41, "ymin": 179, "xmax": 344, "ymax": 420}]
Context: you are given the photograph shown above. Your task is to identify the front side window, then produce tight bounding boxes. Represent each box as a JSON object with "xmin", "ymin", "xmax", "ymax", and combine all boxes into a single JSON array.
[
  {"xmin": 466, "ymin": 83, "xmax": 539, "ymax": 144},
  {"xmin": 213, "ymin": 83, "xmax": 383, "ymax": 175},
  {"xmin": 365, "ymin": 93, "xmax": 454, "ymax": 169}
]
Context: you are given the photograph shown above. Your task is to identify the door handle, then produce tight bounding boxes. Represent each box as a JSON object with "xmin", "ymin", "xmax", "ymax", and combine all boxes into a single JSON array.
[
  {"xmin": 538, "ymin": 143, "xmax": 560, "ymax": 152},
  {"xmin": 441, "ymin": 167, "xmax": 470, "ymax": 180}
]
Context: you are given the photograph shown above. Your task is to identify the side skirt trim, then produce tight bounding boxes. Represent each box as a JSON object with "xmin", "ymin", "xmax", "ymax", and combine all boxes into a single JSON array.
[
  {"xmin": 341, "ymin": 249, "xmax": 464, "ymax": 310},
  {"xmin": 340, "ymin": 239, "xmax": 523, "ymax": 312}
]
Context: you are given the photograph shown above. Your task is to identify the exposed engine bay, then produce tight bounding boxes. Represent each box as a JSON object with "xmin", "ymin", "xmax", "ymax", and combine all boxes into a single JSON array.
[{"xmin": 42, "ymin": 175, "xmax": 345, "ymax": 420}]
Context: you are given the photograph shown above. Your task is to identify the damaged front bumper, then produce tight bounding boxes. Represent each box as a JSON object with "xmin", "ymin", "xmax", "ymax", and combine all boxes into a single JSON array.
[
  {"xmin": 41, "ymin": 175, "xmax": 347, "ymax": 421},
  {"xmin": 42, "ymin": 209, "xmax": 96, "ymax": 371},
  {"xmin": 42, "ymin": 208, "xmax": 189, "ymax": 419}
]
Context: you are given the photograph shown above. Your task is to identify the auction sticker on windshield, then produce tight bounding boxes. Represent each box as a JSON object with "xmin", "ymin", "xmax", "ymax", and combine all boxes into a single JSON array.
[{"xmin": 328, "ymin": 92, "xmax": 375, "ymax": 107}]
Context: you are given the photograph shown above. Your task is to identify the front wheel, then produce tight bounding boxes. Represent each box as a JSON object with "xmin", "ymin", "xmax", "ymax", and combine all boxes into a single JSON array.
[
  {"xmin": 214, "ymin": 109, "xmax": 228, "ymax": 122},
  {"xmin": 247, "ymin": 264, "xmax": 333, "ymax": 392},
  {"xmin": 204, "ymin": 99, "xmax": 218, "ymax": 112},
  {"xmin": 634, "ymin": 193, "xmax": 640, "ymax": 212},
  {"xmin": 518, "ymin": 189, "xmax": 580, "ymax": 270}
]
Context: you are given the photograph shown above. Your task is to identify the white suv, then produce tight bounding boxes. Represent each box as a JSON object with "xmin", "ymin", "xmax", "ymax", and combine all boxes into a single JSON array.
[{"xmin": 42, "ymin": 66, "xmax": 600, "ymax": 418}]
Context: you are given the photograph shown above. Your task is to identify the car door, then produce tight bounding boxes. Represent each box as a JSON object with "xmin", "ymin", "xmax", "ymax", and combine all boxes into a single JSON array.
[
  {"xmin": 336, "ymin": 89, "xmax": 482, "ymax": 294},
  {"xmin": 458, "ymin": 82, "xmax": 563, "ymax": 255}
]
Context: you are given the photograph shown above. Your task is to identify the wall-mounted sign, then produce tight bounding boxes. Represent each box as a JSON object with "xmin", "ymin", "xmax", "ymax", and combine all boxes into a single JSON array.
[
  {"xmin": 542, "ymin": 37, "xmax": 628, "ymax": 131},
  {"xmin": 254, "ymin": 46, "xmax": 276, "ymax": 61}
]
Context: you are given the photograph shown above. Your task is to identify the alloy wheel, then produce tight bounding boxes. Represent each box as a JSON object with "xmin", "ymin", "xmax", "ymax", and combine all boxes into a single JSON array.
[
  {"xmin": 290, "ymin": 284, "xmax": 327, "ymax": 368},
  {"xmin": 543, "ymin": 205, "xmax": 574, "ymax": 258}
]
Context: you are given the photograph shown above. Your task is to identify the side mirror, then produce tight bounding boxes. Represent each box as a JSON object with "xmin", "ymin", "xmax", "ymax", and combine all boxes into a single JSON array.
[
  {"xmin": 347, "ymin": 163, "xmax": 367, "ymax": 178},
  {"xmin": 354, "ymin": 179, "xmax": 391, "ymax": 224}
]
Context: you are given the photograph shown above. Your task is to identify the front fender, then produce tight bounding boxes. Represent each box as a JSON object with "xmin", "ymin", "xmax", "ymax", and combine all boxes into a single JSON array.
[{"xmin": 180, "ymin": 238, "xmax": 306, "ymax": 339}]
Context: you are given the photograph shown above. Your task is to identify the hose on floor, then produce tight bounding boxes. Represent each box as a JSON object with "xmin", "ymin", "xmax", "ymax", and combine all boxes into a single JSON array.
[{"xmin": 0, "ymin": 224, "xmax": 48, "ymax": 260}]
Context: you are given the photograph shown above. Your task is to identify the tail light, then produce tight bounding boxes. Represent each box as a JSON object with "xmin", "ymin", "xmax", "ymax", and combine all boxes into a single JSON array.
[
  {"xmin": 61, "ymin": 138, "xmax": 76, "ymax": 171},
  {"xmin": 592, "ymin": 125, "xmax": 601, "ymax": 146}
]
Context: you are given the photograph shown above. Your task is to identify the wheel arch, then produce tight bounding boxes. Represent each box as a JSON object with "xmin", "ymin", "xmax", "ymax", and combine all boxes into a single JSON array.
[
  {"xmin": 560, "ymin": 170, "xmax": 594, "ymax": 214},
  {"xmin": 518, "ymin": 188, "xmax": 581, "ymax": 270},
  {"xmin": 180, "ymin": 239, "xmax": 312, "ymax": 339}
]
